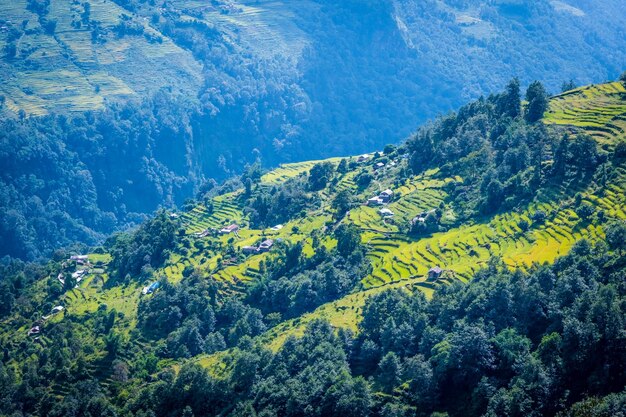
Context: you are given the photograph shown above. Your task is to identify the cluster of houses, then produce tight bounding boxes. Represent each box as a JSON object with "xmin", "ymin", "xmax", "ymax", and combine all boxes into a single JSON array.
[
  {"xmin": 28, "ymin": 305, "xmax": 65, "ymax": 336},
  {"xmin": 193, "ymin": 223, "xmax": 240, "ymax": 238},
  {"xmin": 242, "ymin": 239, "xmax": 274, "ymax": 255},
  {"xmin": 57, "ymin": 268, "xmax": 87, "ymax": 286},
  {"xmin": 367, "ymin": 189, "xmax": 393, "ymax": 206},
  {"xmin": 57, "ymin": 255, "xmax": 91, "ymax": 286},
  {"xmin": 357, "ymin": 152, "xmax": 397, "ymax": 172},
  {"xmin": 365, "ymin": 189, "xmax": 396, "ymax": 219}
]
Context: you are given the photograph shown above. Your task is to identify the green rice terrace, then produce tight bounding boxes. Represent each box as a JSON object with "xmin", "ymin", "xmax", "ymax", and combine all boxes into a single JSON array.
[
  {"xmin": 545, "ymin": 81, "xmax": 626, "ymax": 146},
  {"xmin": 2, "ymin": 82, "xmax": 625, "ymax": 382}
]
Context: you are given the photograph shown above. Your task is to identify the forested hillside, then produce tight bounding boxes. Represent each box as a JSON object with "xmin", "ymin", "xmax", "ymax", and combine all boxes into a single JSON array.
[
  {"xmin": 0, "ymin": 80, "xmax": 624, "ymax": 417},
  {"xmin": 2, "ymin": 0, "xmax": 626, "ymax": 259}
]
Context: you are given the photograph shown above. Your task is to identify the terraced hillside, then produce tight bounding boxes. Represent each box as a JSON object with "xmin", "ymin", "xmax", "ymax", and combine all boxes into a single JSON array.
[
  {"xmin": 0, "ymin": 0, "xmax": 202, "ymax": 115},
  {"xmin": 545, "ymin": 81, "xmax": 626, "ymax": 146},
  {"xmin": 1, "ymin": 82, "xmax": 625, "ymax": 404},
  {"xmin": 173, "ymin": 81, "xmax": 626, "ymax": 350},
  {"xmin": 171, "ymin": 0, "xmax": 310, "ymax": 61}
]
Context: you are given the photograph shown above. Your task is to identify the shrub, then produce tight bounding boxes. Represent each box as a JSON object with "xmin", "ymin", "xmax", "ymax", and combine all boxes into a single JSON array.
[
  {"xmin": 532, "ymin": 210, "xmax": 547, "ymax": 224},
  {"xmin": 518, "ymin": 219, "xmax": 530, "ymax": 232}
]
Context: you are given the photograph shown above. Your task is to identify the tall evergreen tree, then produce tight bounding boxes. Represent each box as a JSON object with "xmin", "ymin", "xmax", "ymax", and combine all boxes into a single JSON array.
[
  {"xmin": 498, "ymin": 78, "xmax": 521, "ymax": 119},
  {"xmin": 525, "ymin": 81, "xmax": 549, "ymax": 123}
]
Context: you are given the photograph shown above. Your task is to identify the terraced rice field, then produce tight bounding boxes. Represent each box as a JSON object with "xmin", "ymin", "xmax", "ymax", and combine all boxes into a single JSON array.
[
  {"xmin": 360, "ymin": 166, "xmax": 626, "ymax": 288},
  {"xmin": 260, "ymin": 157, "xmax": 341, "ymax": 184},
  {"xmin": 185, "ymin": 0, "xmax": 311, "ymax": 61},
  {"xmin": 180, "ymin": 196, "xmax": 245, "ymax": 235},
  {"xmin": 545, "ymin": 82, "xmax": 626, "ymax": 146},
  {"xmin": 0, "ymin": 0, "xmax": 202, "ymax": 115},
  {"xmin": 348, "ymin": 83, "xmax": 626, "ymax": 289}
]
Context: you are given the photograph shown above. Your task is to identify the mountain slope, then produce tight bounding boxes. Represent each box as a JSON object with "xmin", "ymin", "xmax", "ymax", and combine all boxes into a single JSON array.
[
  {"xmin": 2, "ymin": 0, "xmax": 626, "ymax": 260},
  {"xmin": 0, "ymin": 0, "xmax": 202, "ymax": 115},
  {"xmin": 0, "ymin": 81, "xmax": 625, "ymax": 417}
]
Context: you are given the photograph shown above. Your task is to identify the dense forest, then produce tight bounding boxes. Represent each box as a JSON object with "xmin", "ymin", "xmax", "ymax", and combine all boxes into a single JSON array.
[
  {"xmin": 0, "ymin": 235, "xmax": 624, "ymax": 416},
  {"xmin": 2, "ymin": 0, "xmax": 626, "ymax": 259},
  {"xmin": 0, "ymin": 77, "xmax": 625, "ymax": 416}
]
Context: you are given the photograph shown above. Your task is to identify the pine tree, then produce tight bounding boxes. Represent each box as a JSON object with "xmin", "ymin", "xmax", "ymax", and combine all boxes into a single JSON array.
[
  {"xmin": 525, "ymin": 81, "xmax": 549, "ymax": 123},
  {"xmin": 498, "ymin": 78, "xmax": 521, "ymax": 118}
]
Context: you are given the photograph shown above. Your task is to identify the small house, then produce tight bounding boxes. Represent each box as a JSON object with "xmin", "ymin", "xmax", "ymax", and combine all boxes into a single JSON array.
[
  {"xmin": 242, "ymin": 245, "xmax": 259, "ymax": 255},
  {"xmin": 374, "ymin": 162, "xmax": 385, "ymax": 170},
  {"xmin": 28, "ymin": 326, "xmax": 40, "ymax": 336},
  {"xmin": 270, "ymin": 224, "xmax": 284, "ymax": 231},
  {"xmin": 357, "ymin": 154, "xmax": 370, "ymax": 163},
  {"xmin": 428, "ymin": 266, "xmax": 443, "ymax": 280},
  {"xmin": 258, "ymin": 239, "xmax": 274, "ymax": 253},
  {"xmin": 379, "ymin": 208, "xmax": 394, "ymax": 217},
  {"xmin": 219, "ymin": 224, "xmax": 239, "ymax": 234},
  {"xmin": 142, "ymin": 281, "xmax": 161, "ymax": 295},
  {"xmin": 195, "ymin": 228, "xmax": 211, "ymax": 238},
  {"xmin": 72, "ymin": 269, "xmax": 86, "ymax": 280},
  {"xmin": 411, "ymin": 216, "xmax": 426, "ymax": 225},
  {"xmin": 51, "ymin": 306, "xmax": 64, "ymax": 315},
  {"xmin": 379, "ymin": 189, "xmax": 393, "ymax": 203},
  {"xmin": 70, "ymin": 255, "xmax": 89, "ymax": 264},
  {"xmin": 169, "ymin": 213, "xmax": 179, "ymax": 219},
  {"xmin": 367, "ymin": 196, "xmax": 384, "ymax": 206}
]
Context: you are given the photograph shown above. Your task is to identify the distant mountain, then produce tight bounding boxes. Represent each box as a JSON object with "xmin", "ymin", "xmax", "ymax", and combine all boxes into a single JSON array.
[{"xmin": 1, "ymin": 0, "xmax": 626, "ymax": 259}]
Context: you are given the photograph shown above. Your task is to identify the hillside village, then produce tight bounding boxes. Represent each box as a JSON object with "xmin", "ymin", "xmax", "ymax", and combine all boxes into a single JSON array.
[{"xmin": 21, "ymin": 81, "xmax": 626, "ymax": 331}]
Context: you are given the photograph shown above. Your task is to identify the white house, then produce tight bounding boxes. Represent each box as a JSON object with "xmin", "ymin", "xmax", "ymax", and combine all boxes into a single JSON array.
[
  {"xmin": 219, "ymin": 224, "xmax": 239, "ymax": 234},
  {"xmin": 379, "ymin": 208, "xmax": 394, "ymax": 217},
  {"xmin": 379, "ymin": 189, "xmax": 393, "ymax": 202}
]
